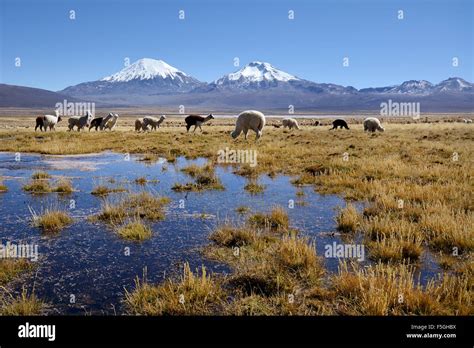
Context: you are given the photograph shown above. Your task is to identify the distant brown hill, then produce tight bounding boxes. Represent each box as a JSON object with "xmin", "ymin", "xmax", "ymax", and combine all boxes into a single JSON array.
[{"xmin": 0, "ymin": 84, "xmax": 83, "ymax": 108}]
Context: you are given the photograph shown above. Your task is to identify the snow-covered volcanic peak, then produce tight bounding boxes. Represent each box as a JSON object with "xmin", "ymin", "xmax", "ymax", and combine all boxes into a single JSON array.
[
  {"xmin": 102, "ymin": 58, "xmax": 187, "ymax": 83},
  {"xmin": 216, "ymin": 61, "xmax": 300, "ymax": 85},
  {"xmin": 435, "ymin": 77, "xmax": 473, "ymax": 92},
  {"xmin": 390, "ymin": 80, "xmax": 433, "ymax": 93}
]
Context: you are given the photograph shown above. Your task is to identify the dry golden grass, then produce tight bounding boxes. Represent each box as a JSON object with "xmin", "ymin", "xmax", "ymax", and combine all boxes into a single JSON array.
[
  {"xmin": 0, "ymin": 179, "xmax": 7, "ymax": 192},
  {"xmin": 244, "ymin": 182, "xmax": 266, "ymax": 194},
  {"xmin": 134, "ymin": 177, "xmax": 147, "ymax": 185},
  {"xmin": 23, "ymin": 179, "xmax": 52, "ymax": 194},
  {"xmin": 94, "ymin": 192, "xmax": 170, "ymax": 224},
  {"xmin": 174, "ymin": 163, "xmax": 224, "ymax": 192},
  {"xmin": 33, "ymin": 209, "xmax": 73, "ymax": 232},
  {"xmin": 0, "ymin": 287, "xmax": 45, "ymax": 315},
  {"xmin": 0, "ymin": 259, "xmax": 33, "ymax": 285},
  {"xmin": 53, "ymin": 178, "xmax": 74, "ymax": 194},
  {"xmin": 117, "ymin": 219, "xmax": 152, "ymax": 241},
  {"xmin": 31, "ymin": 171, "xmax": 51, "ymax": 179},
  {"xmin": 336, "ymin": 204, "xmax": 361, "ymax": 233},
  {"xmin": 91, "ymin": 185, "xmax": 127, "ymax": 196},
  {"xmin": 331, "ymin": 261, "xmax": 473, "ymax": 315},
  {"xmin": 124, "ymin": 263, "xmax": 224, "ymax": 315},
  {"xmin": 248, "ymin": 206, "xmax": 290, "ymax": 232},
  {"xmin": 0, "ymin": 118, "xmax": 472, "ymax": 315}
]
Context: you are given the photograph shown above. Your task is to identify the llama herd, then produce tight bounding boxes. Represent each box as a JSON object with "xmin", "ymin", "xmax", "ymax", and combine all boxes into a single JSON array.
[{"xmin": 34, "ymin": 108, "xmax": 471, "ymax": 140}]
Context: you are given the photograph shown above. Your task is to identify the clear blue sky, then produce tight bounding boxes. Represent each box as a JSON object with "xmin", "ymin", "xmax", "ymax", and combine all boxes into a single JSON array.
[{"xmin": 0, "ymin": 0, "xmax": 472, "ymax": 91}]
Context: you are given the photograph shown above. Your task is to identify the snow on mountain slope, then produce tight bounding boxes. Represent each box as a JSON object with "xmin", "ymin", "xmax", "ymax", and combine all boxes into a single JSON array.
[
  {"xmin": 215, "ymin": 61, "xmax": 300, "ymax": 86},
  {"xmin": 102, "ymin": 58, "xmax": 187, "ymax": 82},
  {"xmin": 434, "ymin": 77, "xmax": 473, "ymax": 92}
]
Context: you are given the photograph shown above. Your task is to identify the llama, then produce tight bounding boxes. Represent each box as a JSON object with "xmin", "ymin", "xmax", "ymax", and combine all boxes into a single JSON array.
[
  {"xmin": 231, "ymin": 110, "xmax": 266, "ymax": 140},
  {"xmin": 330, "ymin": 119, "xmax": 349, "ymax": 130},
  {"xmin": 314, "ymin": 120, "xmax": 320, "ymax": 126},
  {"xmin": 282, "ymin": 118, "xmax": 300, "ymax": 130},
  {"xmin": 35, "ymin": 110, "xmax": 62, "ymax": 131},
  {"xmin": 89, "ymin": 117, "xmax": 104, "ymax": 131},
  {"xmin": 135, "ymin": 118, "xmax": 145, "ymax": 132},
  {"xmin": 363, "ymin": 117, "xmax": 385, "ymax": 132},
  {"xmin": 185, "ymin": 114, "xmax": 214, "ymax": 132},
  {"xmin": 68, "ymin": 111, "xmax": 94, "ymax": 132},
  {"xmin": 102, "ymin": 113, "xmax": 119, "ymax": 131},
  {"xmin": 143, "ymin": 115, "xmax": 166, "ymax": 131}
]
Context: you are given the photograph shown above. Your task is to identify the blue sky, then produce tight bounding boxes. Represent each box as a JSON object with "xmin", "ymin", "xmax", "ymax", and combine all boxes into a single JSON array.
[{"xmin": 0, "ymin": 0, "xmax": 472, "ymax": 91}]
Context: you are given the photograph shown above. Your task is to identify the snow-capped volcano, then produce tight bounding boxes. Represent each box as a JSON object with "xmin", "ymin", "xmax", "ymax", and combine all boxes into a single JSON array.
[
  {"xmin": 102, "ymin": 58, "xmax": 187, "ymax": 83},
  {"xmin": 60, "ymin": 58, "xmax": 203, "ymax": 98},
  {"xmin": 433, "ymin": 77, "xmax": 473, "ymax": 93},
  {"xmin": 213, "ymin": 61, "xmax": 300, "ymax": 88}
]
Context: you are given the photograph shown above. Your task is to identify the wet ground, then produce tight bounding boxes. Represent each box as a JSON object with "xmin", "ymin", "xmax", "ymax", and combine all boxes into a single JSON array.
[{"xmin": 0, "ymin": 152, "xmax": 440, "ymax": 314}]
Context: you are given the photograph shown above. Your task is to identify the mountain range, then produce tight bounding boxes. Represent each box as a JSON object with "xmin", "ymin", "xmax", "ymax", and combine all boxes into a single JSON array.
[{"xmin": 1, "ymin": 58, "xmax": 473, "ymax": 111}]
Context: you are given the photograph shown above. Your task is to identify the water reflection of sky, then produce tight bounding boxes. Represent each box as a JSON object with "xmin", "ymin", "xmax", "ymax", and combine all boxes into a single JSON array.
[{"xmin": 0, "ymin": 152, "xmax": 440, "ymax": 314}]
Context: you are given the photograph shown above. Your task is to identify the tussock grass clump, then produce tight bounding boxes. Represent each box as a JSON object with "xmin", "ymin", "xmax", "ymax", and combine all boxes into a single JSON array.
[
  {"xmin": 124, "ymin": 192, "xmax": 170, "ymax": 220},
  {"xmin": 94, "ymin": 192, "xmax": 170, "ymax": 223},
  {"xmin": 31, "ymin": 171, "xmax": 50, "ymax": 180},
  {"xmin": 235, "ymin": 206, "xmax": 250, "ymax": 214},
  {"xmin": 139, "ymin": 154, "xmax": 159, "ymax": 162},
  {"xmin": 91, "ymin": 185, "xmax": 127, "ymax": 196},
  {"xmin": 124, "ymin": 263, "xmax": 224, "ymax": 315},
  {"xmin": 33, "ymin": 209, "xmax": 73, "ymax": 232},
  {"xmin": 0, "ymin": 259, "xmax": 33, "ymax": 285},
  {"xmin": 204, "ymin": 215, "xmax": 325, "ymax": 314},
  {"xmin": 0, "ymin": 287, "xmax": 45, "ymax": 315},
  {"xmin": 0, "ymin": 179, "xmax": 7, "ymax": 192},
  {"xmin": 419, "ymin": 208, "xmax": 474, "ymax": 254},
  {"xmin": 174, "ymin": 163, "xmax": 224, "ymax": 192},
  {"xmin": 134, "ymin": 177, "xmax": 147, "ymax": 185},
  {"xmin": 23, "ymin": 179, "xmax": 52, "ymax": 194},
  {"xmin": 210, "ymin": 226, "xmax": 257, "ymax": 247},
  {"xmin": 331, "ymin": 261, "xmax": 473, "ymax": 315},
  {"xmin": 248, "ymin": 206, "xmax": 289, "ymax": 232},
  {"xmin": 95, "ymin": 200, "xmax": 127, "ymax": 224},
  {"xmin": 53, "ymin": 178, "xmax": 74, "ymax": 193},
  {"xmin": 244, "ymin": 182, "xmax": 266, "ymax": 194},
  {"xmin": 117, "ymin": 219, "xmax": 152, "ymax": 241},
  {"xmin": 336, "ymin": 204, "xmax": 361, "ymax": 233},
  {"xmin": 367, "ymin": 230, "xmax": 423, "ymax": 262}
]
